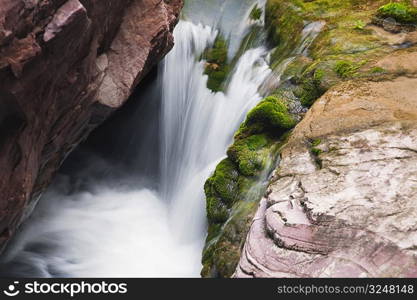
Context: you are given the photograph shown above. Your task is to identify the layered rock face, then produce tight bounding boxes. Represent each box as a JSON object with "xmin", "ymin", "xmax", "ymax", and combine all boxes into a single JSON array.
[
  {"xmin": 235, "ymin": 70, "xmax": 417, "ymax": 277},
  {"xmin": 203, "ymin": 0, "xmax": 417, "ymax": 277},
  {"xmin": 0, "ymin": 0, "xmax": 182, "ymax": 251}
]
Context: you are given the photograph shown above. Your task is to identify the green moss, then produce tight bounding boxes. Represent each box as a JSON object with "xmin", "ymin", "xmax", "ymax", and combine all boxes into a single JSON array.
[
  {"xmin": 237, "ymin": 95, "xmax": 296, "ymax": 138},
  {"xmin": 377, "ymin": 2, "xmax": 417, "ymax": 24},
  {"xmin": 370, "ymin": 66, "xmax": 386, "ymax": 74},
  {"xmin": 353, "ymin": 19, "xmax": 367, "ymax": 30},
  {"xmin": 311, "ymin": 147, "xmax": 323, "ymax": 156},
  {"xmin": 204, "ymin": 158, "xmax": 241, "ymax": 225},
  {"xmin": 227, "ymin": 134, "xmax": 268, "ymax": 176},
  {"xmin": 314, "ymin": 69, "xmax": 325, "ymax": 81},
  {"xmin": 246, "ymin": 101, "xmax": 293, "ymax": 128},
  {"xmin": 202, "ymin": 0, "xmax": 401, "ymax": 278},
  {"xmin": 265, "ymin": 0, "xmax": 388, "ymax": 67},
  {"xmin": 209, "ymin": 201, "xmax": 258, "ymax": 277},
  {"xmin": 249, "ymin": 4, "xmax": 263, "ymax": 21},
  {"xmin": 312, "ymin": 138, "xmax": 322, "ymax": 147},
  {"xmin": 264, "ymin": 0, "xmax": 393, "ymax": 110},
  {"xmin": 202, "ymin": 94, "xmax": 294, "ymax": 277},
  {"xmin": 334, "ymin": 60, "xmax": 360, "ymax": 78},
  {"xmin": 311, "ymin": 147, "xmax": 323, "ymax": 168},
  {"xmin": 282, "ymin": 56, "xmax": 312, "ymax": 79},
  {"xmin": 296, "ymin": 68, "xmax": 326, "ymax": 107},
  {"xmin": 266, "ymin": 0, "xmax": 305, "ymax": 66},
  {"xmin": 289, "ymin": 65, "xmax": 327, "ymax": 108},
  {"xmin": 202, "ymin": 34, "xmax": 230, "ymax": 92},
  {"xmin": 310, "ymin": 138, "xmax": 323, "ymax": 166},
  {"xmin": 204, "ymin": 35, "xmax": 228, "ymax": 64},
  {"xmin": 205, "ymin": 194, "xmax": 229, "ymax": 224},
  {"xmin": 202, "ymin": 138, "xmax": 282, "ymax": 277}
]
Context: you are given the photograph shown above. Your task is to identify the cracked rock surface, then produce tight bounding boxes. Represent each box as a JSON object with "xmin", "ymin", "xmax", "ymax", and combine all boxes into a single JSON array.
[
  {"xmin": 235, "ymin": 76, "xmax": 417, "ymax": 277},
  {"xmin": 0, "ymin": 0, "xmax": 182, "ymax": 251}
]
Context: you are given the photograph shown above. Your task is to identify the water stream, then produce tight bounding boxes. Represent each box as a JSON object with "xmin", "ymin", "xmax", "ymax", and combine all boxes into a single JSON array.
[
  {"xmin": 0, "ymin": 0, "xmax": 272, "ymax": 277},
  {"xmin": 0, "ymin": 0, "xmax": 326, "ymax": 277}
]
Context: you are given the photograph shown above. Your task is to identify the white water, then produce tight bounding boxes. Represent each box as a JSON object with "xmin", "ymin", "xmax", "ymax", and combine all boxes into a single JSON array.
[
  {"xmin": 183, "ymin": 0, "xmax": 267, "ymax": 57},
  {"xmin": 0, "ymin": 16, "xmax": 272, "ymax": 277},
  {"xmin": 161, "ymin": 21, "xmax": 271, "ymax": 242}
]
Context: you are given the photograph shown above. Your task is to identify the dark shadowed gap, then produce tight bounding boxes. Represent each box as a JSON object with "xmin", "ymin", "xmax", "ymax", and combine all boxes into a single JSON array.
[{"xmin": 59, "ymin": 66, "xmax": 162, "ymax": 190}]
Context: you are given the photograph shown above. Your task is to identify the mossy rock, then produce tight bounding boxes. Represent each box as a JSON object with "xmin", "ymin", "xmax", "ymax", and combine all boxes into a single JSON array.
[
  {"xmin": 227, "ymin": 134, "xmax": 269, "ymax": 176},
  {"xmin": 310, "ymin": 24, "xmax": 382, "ymax": 58},
  {"xmin": 292, "ymin": 68, "xmax": 327, "ymax": 107},
  {"xmin": 202, "ymin": 0, "xmax": 407, "ymax": 278},
  {"xmin": 204, "ymin": 159, "xmax": 239, "ymax": 224},
  {"xmin": 208, "ymin": 201, "xmax": 258, "ymax": 277},
  {"xmin": 202, "ymin": 94, "xmax": 294, "ymax": 277},
  {"xmin": 202, "ymin": 153, "xmax": 279, "ymax": 277},
  {"xmin": 376, "ymin": 1, "xmax": 417, "ymax": 24},
  {"xmin": 334, "ymin": 60, "xmax": 362, "ymax": 78},
  {"xmin": 265, "ymin": 0, "xmax": 388, "ymax": 66},
  {"xmin": 265, "ymin": 0, "xmax": 305, "ymax": 65},
  {"xmin": 205, "ymin": 194, "xmax": 229, "ymax": 224},
  {"xmin": 202, "ymin": 34, "xmax": 230, "ymax": 92},
  {"xmin": 236, "ymin": 95, "xmax": 296, "ymax": 138},
  {"xmin": 282, "ymin": 56, "xmax": 313, "ymax": 80},
  {"xmin": 264, "ymin": 0, "xmax": 393, "ymax": 108}
]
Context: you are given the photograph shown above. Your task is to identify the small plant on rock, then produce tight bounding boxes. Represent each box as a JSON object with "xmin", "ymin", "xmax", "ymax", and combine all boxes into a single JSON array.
[
  {"xmin": 334, "ymin": 60, "xmax": 360, "ymax": 78},
  {"xmin": 250, "ymin": 5, "xmax": 263, "ymax": 21},
  {"xmin": 377, "ymin": 2, "xmax": 417, "ymax": 24},
  {"xmin": 202, "ymin": 34, "xmax": 230, "ymax": 92},
  {"xmin": 353, "ymin": 20, "xmax": 366, "ymax": 30}
]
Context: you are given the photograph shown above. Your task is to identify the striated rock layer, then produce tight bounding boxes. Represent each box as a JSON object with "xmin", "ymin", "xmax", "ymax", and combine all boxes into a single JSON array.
[
  {"xmin": 0, "ymin": 0, "xmax": 182, "ymax": 251},
  {"xmin": 235, "ymin": 73, "xmax": 417, "ymax": 277}
]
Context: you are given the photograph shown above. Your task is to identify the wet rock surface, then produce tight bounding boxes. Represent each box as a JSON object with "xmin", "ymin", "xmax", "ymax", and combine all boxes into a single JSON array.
[
  {"xmin": 235, "ymin": 73, "xmax": 417, "ymax": 277},
  {"xmin": 203, "ymin": 0, "xmax": 417, "ymax": 277},
  {"xmin": 0, "ymin": 0, "xmax": 182, "ymax": 251}
]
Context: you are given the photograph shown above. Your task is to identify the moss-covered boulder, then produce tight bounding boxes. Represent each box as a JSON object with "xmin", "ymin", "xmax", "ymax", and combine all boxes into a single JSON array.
[
  {"xmin": 240, "ymin": 96, "xmax": 296, "ymax": 134},
  {"xmin": 265, "ymin": 0, "xmax": 414, "ymax": 108},
  {"xmin": 265, "ymin": 0, "xmax": 305, "ymax": 64},
  {"xmin": 202, "ymin": 34, "xmax": 230, "ymax": 92},
  {"xmin": 227, "ymin": 134, "xmax": 269, "ymax": 176},
  {"xmin": 376, "ymin": 1, "xmax": 417, "ymax": 24},
  {"xmin": 204, "ymin": 159, "xmax": 238, "ymax": 223},
  {"xmin": 201, "ymin": 95, "xmax": 294, "ymax": 277},
  {"xmin": 202, "ymin": 0, "xmax": 417, "ymax": 278}
]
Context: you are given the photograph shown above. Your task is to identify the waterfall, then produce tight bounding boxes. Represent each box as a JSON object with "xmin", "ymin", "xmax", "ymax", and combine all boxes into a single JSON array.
[
  {"xmin": 0, "ymin": 6, "xmax": 273, "ymax": 277},
  {"xmin": 160, "ymin": 21, "xmax": 271, "ymax": 242}
]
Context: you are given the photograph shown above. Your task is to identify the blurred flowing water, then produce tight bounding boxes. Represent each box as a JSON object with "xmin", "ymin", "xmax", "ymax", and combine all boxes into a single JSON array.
[{"xmin": 0, "ymin": 0, "xmax": 274, "ymax": 277}]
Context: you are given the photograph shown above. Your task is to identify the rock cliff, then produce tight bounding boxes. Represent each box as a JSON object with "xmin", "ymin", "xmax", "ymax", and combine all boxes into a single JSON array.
[
  {"xmin": 235, "ymin": 73, "xmax": 417, "ymax": 277},
  {"xmin": 203, "ymin": 0, "xmax": 417, "ymax": 277},
  {"xmin": 0, "ymin": 0, "xmax": 182, "ymax": 251},
  {"xmin": 233, "ymin": 0, "xmax": 417, "ymax": 278}
]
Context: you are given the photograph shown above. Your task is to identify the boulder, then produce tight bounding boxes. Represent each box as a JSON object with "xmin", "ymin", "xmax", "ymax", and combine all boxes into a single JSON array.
[{"xmin": 235, "ymin": 72, "xmax": 417, "ymax": 277}]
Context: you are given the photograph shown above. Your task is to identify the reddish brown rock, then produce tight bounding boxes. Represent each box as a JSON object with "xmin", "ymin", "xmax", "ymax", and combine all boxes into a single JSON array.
[{"xmin": 0, "ymin": 0, "xmax": 182, "ymax": 251}]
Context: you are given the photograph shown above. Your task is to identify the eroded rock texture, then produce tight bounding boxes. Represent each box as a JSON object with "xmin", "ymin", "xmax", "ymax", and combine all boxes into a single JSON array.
[
  {"xmin": 0, "ymin": 0, "xmax": 182, "ymax": 251},
  {"xmin": 235, "ymin": 75, "xmax": 417, "ymax": 277}
]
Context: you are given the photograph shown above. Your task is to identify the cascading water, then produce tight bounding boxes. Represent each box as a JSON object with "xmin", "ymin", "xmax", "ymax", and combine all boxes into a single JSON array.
[
  {"xmin": 161, "ymin": 21, "xmax": 271, "ymax": 242},
  {"xmin": 0, "ymin": 0, "xmax": 273, "ymax": 277}
]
